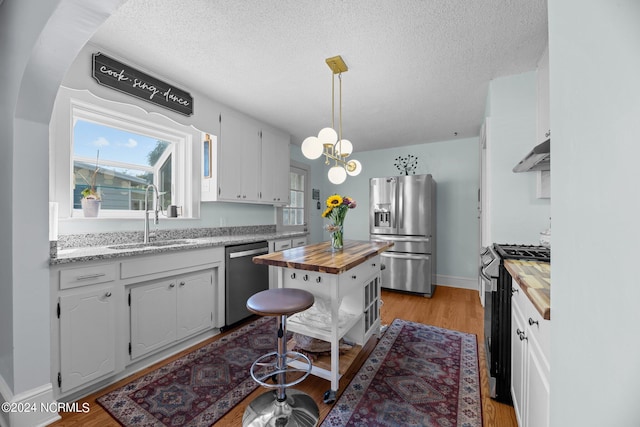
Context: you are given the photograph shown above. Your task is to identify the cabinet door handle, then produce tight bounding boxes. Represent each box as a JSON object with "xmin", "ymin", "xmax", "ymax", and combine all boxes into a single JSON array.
[
  {"xmin": 291, "ymin": 273, "xmax": 296, "ymax": 279},
  {"xmin": 528, "ymin": 318, "xmax": 539, "ymax": 326},
  {"xmin": 316, "ymin": 276, "xmax": 322, "ymax": 283},
  {"xmin": 352, "ymin": 275, "xmax": 357, "ymax": 280},
  {"xmin": 303, "ymin": 274, "xmax": 309, "ymax": 281},
  {"xmin": 519, "ymin": 332, "xmax": 528, "ymax": 341},
  {"xmin": 104, "ymin": 292, "xmax": 112, "ymax": 298},
  {"xmin": 169, "ymin": 283, "xmax": 176, "ymax": 288},
  {"xmin": 516, "ymin": 328, "xmax": 524, "ymax": 336},
  {"xmin": 179, "ymin": 281, "xmax": 185, "ymax": 287},
  {"xmin": 76, "ymin": 273, "xmax": 106, "ymax": 281},
  {"xmin": 511, "ymin": 287, "xmax": 519, "ymax": 295},
  {"xmin": 371, "ymin": 263, "xmax": 377, "ymax": 267}
]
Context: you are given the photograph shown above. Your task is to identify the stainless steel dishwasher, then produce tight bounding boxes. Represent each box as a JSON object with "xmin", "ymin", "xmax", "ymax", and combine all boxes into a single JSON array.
[{"xmin": 224, "ymin": 241, "xmax": 269, "ymax": 329}]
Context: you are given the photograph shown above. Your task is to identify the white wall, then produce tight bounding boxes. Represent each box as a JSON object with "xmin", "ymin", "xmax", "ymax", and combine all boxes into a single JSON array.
[
  {"xmin": 485, "ymin": 72, "xmax": 551, "ymax": 244},
  {"xmin": 549, "ymin": 1, "xmax": 640, "ymax": 426}
]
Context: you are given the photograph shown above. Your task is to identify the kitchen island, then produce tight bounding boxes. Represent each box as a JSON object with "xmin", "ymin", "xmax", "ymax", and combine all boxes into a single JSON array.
[{"xmin": 253, "ymin": 239, "xmax": 393, "ymax": 403}]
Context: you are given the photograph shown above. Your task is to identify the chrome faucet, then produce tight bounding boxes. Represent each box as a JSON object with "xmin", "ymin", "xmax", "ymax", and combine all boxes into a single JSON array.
[{"xmin": 144, "ymin": 184, "xmax": 160, "ymax": 243}]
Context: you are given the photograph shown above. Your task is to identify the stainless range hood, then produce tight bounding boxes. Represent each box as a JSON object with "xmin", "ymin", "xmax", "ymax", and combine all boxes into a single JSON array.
[{"xmin": 513, "ymin": 139, "xmax": 550, "ymax": 172}]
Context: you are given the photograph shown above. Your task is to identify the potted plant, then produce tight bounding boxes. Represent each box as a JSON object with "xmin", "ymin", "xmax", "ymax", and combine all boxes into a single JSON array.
[{"xmin": 79, "ymin": 151, "xmax": 101, "ymax": 217}]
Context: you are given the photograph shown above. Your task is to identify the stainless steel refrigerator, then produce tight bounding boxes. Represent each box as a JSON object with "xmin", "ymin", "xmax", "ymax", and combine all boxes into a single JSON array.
[{"xmin": 369, "ymin": 174, "xmax": 436, "ymax": 296}]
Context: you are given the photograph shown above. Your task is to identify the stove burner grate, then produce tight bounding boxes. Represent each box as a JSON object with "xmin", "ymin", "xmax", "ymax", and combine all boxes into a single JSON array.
[{"xmin": 494, "ymin": 244, "xmax": 550, "ymax": 262}]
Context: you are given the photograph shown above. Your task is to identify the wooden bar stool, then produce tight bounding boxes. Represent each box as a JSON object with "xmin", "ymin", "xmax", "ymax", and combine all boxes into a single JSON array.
[{"xmin": 243, "ymin": 288, "xmax": 320, "ymax": 427}]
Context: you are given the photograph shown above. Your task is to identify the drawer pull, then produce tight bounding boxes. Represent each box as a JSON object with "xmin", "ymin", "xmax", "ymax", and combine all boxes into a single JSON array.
[
  {"xmin": 104, "ymin": 292, "xmax": 112, "ymax": 298},
  {"xmin": 511, "ymin": 287, "xmax": 519, "ymax": 295},
  {"xmin": 179, "ymin": 281, "xmax": 185, "ymax": 287},
  {"xmin": 291, "ymin": 273, "xmax": 296, "ymax": 279},
  {"xmin": 528, "ymin": 318, "xmax": 539, "ymax": 327},
  {"xmin": 76, "ymin": 273, "xmax": 106, "ymax": 281},
  {"xmin": 316, "ymin": 277, "xmax": 322, "ymax": 283},
  {"xmin": 303, "ymin": 274, "xmax": 309, "ymax": 281},
  {"xmin": 169, "ymin": 283, "xmax": 176, "ymax": 288}
]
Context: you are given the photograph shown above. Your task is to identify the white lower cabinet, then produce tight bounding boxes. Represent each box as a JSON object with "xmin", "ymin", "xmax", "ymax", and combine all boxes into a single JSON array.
[
  {"xmin": 58, "ymin": 285, "xmax": 116, "ymax": 393},
  {"xmin": 130, "ymin": 270, "xmax": 214, "ymax": 359},
  {"xmin": 177, "ymin": 271, "xmax": 216, "ymax": 339},
  {"xmin": 511, "ymin": 279, "xmax": 551, "ymax": 427},
  {"xmin": 51, "ymin": 247, "xmax": 224, "ymax": 399},
  {"xmin": 129, "ymin": 279, "xmax": 178, "ymax": 359}
]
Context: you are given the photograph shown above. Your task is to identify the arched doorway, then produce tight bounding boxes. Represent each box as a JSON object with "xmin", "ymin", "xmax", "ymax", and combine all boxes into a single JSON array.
[{"xmin": 3, "ymin": 1, "xmax": 125, "ymax": 425}]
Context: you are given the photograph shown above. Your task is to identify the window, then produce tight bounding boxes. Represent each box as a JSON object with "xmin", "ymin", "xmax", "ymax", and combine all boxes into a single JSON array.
[
  {"xmin": 67, "ymin": 98, "xmax": 192, "ymax": 218},
  {"xmin": 279, "ymin": 163, "xmax": 308, "ymax": 230},
  {"xmin": 73, "ymin": 120, "xmax": 174, "ymax": 211}
]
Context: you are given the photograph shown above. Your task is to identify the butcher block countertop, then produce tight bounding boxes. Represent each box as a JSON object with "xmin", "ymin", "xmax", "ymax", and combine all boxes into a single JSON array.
[
  {"xmin": 253, "ymin": 240, "xmax": 394, "ymax": 274},
  {"xmin": 504, "ymin": 259, "xmax": 551, "ymax": 320}
]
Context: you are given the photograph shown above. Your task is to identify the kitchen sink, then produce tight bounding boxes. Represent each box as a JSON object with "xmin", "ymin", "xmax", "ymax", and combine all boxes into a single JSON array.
[{"xmin": 108, "ymin": 240, "xmax": 192, "ymax": 250}]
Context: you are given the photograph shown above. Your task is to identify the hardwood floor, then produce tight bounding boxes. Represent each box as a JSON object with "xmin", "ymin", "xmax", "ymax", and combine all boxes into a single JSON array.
[{"xmin": 50, "ymin": 286, "xmax": 517, "ymax": 426}]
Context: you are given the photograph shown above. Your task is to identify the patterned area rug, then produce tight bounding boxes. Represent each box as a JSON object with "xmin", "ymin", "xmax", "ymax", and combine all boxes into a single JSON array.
[
  {"xmin": 321, "ymin": 319, "xmax": 482, "ymax": 427},
  {"xmin": 97, "ymin": 317, "xmax": 276, "ymax": 426}
]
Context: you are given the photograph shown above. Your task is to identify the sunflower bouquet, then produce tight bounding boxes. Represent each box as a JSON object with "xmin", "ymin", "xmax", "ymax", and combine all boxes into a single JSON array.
[{"xmin": 322, "ymin": 194, "xmax": 357, "ymax": 249}]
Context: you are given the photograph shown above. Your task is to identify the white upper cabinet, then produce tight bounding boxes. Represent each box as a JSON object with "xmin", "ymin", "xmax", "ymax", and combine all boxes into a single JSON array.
[
  {"xmin": 209, "ymin": 109, "xmax": 290, "ymax": 205},
  {"xmin": 260, "ymin": 126, "xmax": 290, "ymax": 205},
  {"xmin": 218, "ymin": 110, "xmax": 261, "ymax": 202}
]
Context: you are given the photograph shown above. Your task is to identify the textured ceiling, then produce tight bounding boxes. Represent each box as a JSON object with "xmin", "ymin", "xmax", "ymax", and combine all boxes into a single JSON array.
[{"xmin": 89, "ymin": 0, "xmax": 548, "ymax": 152}]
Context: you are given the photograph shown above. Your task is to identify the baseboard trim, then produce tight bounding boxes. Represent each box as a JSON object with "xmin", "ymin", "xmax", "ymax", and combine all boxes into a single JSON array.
[
  {"xmin": 436, "ymin": 274, "xmax": 479, "ymax": 291},
  {"xmin": 0, "ymin": 380, "xmax": 60, "ymax": 427}
]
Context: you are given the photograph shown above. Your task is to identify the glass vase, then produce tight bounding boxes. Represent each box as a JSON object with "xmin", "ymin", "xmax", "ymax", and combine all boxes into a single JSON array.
[{"xmin": 330, "ymin": 225, "xmax": 344, "ymax": 250}]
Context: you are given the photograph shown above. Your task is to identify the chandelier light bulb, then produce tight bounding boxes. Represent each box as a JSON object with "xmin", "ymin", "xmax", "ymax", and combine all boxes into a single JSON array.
[
  {"xmin": 318, "ymin": 127, "xmax": 338, "ymax": 145},
  {"xmin": 328, "ymin": 165, "xmax": 347, "ymax": 184},
  {"xmin": 336, "ymin": 139, "xmax": 353, "ymax": 157},
  {"xmin": 301, "ymin": 136, "xmax": 323, "ymax": 159},
  {"xmin": 346, "ymin": 159, "xmax": 362, "ymax": 176}
]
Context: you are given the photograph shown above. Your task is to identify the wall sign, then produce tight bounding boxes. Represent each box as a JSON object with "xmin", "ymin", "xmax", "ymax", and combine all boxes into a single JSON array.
[{"xmin": 92, "ymin": 52, "xmax": 193, "ymax": 116}]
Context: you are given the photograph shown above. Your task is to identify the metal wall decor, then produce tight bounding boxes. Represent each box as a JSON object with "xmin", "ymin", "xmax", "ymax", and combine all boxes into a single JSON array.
[
  {"xmin": 394, "ymin": 155, "xmax": 418, "ymax": 175},
  {"xmin": 92, "ymin": 52, "xmax": 193, "ymax": 116}
]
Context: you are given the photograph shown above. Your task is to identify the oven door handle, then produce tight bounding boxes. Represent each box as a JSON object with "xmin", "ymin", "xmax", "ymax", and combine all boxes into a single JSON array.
[{"xmin": 479, "ymin": 266, "xmax": 493, "ymax": 283}]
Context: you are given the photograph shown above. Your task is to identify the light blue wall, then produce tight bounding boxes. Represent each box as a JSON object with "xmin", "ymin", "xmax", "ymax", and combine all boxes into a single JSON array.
[
  {"xmin": 306, "ymin": 137, "xmax": 480, "ymax": 281},
  {"xmin": 486, "ymin": 72, "xmax": 551, "ymax": 244},
  {"xmin": 550, "ymin": 1, "xmax": 640, "ymax": 425}
]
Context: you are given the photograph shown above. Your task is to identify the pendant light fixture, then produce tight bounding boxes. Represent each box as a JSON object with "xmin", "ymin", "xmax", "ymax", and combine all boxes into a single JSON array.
[{"xmin": 301, "ymin": 55, "xmax": 362, "ymax": 184}]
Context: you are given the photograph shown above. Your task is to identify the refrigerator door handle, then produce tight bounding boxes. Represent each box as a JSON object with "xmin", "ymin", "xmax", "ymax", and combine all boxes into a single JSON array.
[
  {"xmin": 381, "ymin": 252, "xmax": 430, "ymax": 261},
  {"xmin": 398, "ymin": 180, "xmax": 404, "ymax": 229},
  {"xmin": 371, "ymin": 235, "xmax": 431, "ymax": 243}
]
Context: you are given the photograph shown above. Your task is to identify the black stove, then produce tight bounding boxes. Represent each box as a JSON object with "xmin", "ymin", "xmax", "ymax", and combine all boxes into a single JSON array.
[
  {"xmin": 494, "ymin": 244, "xmax": 550, "ymax": 262},
  {"xmin": 483, "ymin": 243, "xmax": 550, "ymax": 405}
]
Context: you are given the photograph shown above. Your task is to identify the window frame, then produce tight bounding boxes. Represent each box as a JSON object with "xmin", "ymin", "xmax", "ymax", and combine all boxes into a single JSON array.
[
  {"xmin": 277, "ymin": 161, "xmax": 309, "ymax": 232},
  {"xmin": 54, "ymin": 91, "xmax": 195, "ymax": 219}
]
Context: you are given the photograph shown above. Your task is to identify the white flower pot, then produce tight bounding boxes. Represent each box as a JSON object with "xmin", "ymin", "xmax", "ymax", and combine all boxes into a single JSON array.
[{"xmin": 81, "ymin": 198, "xmax": 101, "ymax": 217}]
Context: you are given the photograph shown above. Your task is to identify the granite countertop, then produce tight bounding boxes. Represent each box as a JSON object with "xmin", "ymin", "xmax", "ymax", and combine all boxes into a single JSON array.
[
  {"xmin": 504, "ymin": 259, "xmax": 551, "ymax": 320},
  {"xmin": 253, "ymin": 240, "xmax": 394, "ymax": 274},
  {"xmin": 51, "ymin": 226, "xmax": 308, "ymax": 265}
]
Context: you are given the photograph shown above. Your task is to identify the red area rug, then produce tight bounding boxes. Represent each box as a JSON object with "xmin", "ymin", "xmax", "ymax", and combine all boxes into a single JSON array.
[
  {"xmin": 97, "ymin": 317, "xmax": 275, "ymax": 426},
  {"xmin": 321, "ymin": 319, "xmax": 482, "ymax": 427}
]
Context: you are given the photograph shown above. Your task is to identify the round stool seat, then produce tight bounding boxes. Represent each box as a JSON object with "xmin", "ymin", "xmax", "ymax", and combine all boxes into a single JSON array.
[{"xmin": 247, "ymin": 288, "xmax": 314, "ymax": 317}]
